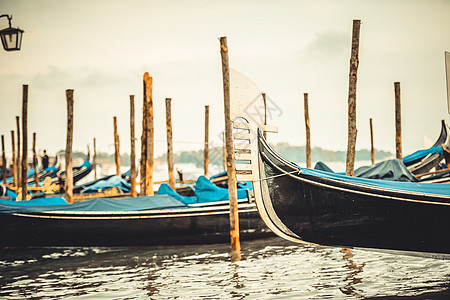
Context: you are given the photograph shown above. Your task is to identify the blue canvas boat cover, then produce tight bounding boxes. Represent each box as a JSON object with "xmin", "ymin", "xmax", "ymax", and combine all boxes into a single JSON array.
[
  {"xmin": 1, "ymin": 167, "xmax": 40, "ymax": 184},
  {"xmin": 301, "ymin": 165, "xmax": 450, "ymax": 196},
  {"xmin": 6, "ymin": 188, "xmax": 17, "ymax": 200},
  {"xmin": 209, "ymin": 171, "xmax": 254, "ymax": 189},
  {"xmin": 194, "ymin": 175, "xmax": 250, "ymax": 203},
  {"xmin": 157, "ymin": 184, "xmax": 197, "ymax": 204},
  {"xmin": 158, "ymin": 176, "xmax": 252, "ymax": 204},
  {"xmin": 0, "ymin": 194, "xmax": 188, "ymax": 214},
  {"xmin": 43, "ymin": 165, "xmax": 58, "ymax": 173},
  {"xmin": 403, "ymin": 146, "xmax": 443, "ymax": 164},
  {"xmin": 0, "ymin": 197, "xmax": 68, "ymax": 206},
  {"xmin": 79, "ymin": 160, "xmax": 92, "ymax": 169},
  {"xmin": 81, "ymin": 176, "xmax": 131, "ymax": 193}
]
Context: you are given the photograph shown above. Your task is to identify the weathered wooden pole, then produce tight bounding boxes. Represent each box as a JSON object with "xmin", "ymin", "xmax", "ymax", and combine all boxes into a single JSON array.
[
  {"xmin": 262, "ymin": 93, "xmax": 267, "ymax": 140},
  {"xmin": 113, "ymin": 116, "xmax": 121, "ymax": 176},
  {"xmin": 394, "ymin": 82, "xmax": 402, "ymax": 160},
  {"xmin": 11, "ymin": 131, "xmax": 17, "ymax": 187},
  {"xmin": 222, "ymin": 131, "xmax": 227, "ymax": 171},
  {"xmin": 144, "ymin": 73, "xmax": 154, "ymax": 195},
  {"xmin": 1, "ymin": 135, "xmax": 6, "ymax": 184},
  {"xmin": 140, "ymin": 76, "xmax": 148, "ymax": 195},
  {"xmin": 32, "ymin": 132, "xmax": 39, "ymax": 186},
  {"xmin": 220, "ymin": 36, "xmax": 241, "ymax": 260},
  {"xmin": 21, "ymin": 85, "xmax": 28, "ymax": 199},
  {"xmin": 15, "ymin": 116, "xmax": 20, "ymax": 186},
  {"xmin": 165, "ymin": 98, "xmax": 175, "ymax": 189},
  {"xmin": 93, "ymin": 138, "xmax": 97, "ymax": 180},
  {"xmin": 303, "ymin": 93, "xmax": 311, "ymax": 168},
  {"xmin": 370, "ymin": 118, "xmax": 375, "ymax": 164},
  {"xmin": 129, "ymin": 95, "xmax": 137, "ymax": 197},
  {"xmin": 204, "ymin": 105, "xmax": 210, "ymax": 177},
  {"xmin": 65, "ymin": 89, "xmax": 74, "ymax": 204},
  {"xmin": 345, "ymin": 20, "xmax": 361, "ymax": 177}
]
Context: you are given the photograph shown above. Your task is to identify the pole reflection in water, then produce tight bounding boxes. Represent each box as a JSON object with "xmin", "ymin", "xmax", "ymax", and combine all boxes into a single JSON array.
[
  {"xmin": 1, "ymin": 237, "xmax": 450, "ymax": 299},
  {"xmin": 340, "ymin": 247, "xmax": 365, "ymax": 297}
]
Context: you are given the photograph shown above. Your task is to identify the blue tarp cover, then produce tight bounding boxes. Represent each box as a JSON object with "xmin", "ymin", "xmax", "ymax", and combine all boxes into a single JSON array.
[
  {"xmin": 194, "ymin": 175, "xmax": 249, "ymax": 202},
  {"xmin": 158, "ymin": 176, "xmax": 252, "ymax": 204},
  {"xmin": 1, "ymin": 167, "xmax": 40, "ymax": 184},
  {"xmin": 44, "ymin": 165, "xmax": 58, "ymax": 173},
  {"xmin": 79, "ymin": 160, "xmax": 92, "ymax": 169},
  {"xmin": 0, "ymin": 197, "xmax": 68, "ymax": 206},
  {"xmin": 0, "ymin": 194, "xmax": 188, "ymax": 214},
  {"xmin": 403, "ymin": 146, "xmax": 443, "ymax": 164},
  {"xmin": 81, "ymin": 176, "xmax": 130, "ymax": 193},
  {"xmin": 6, "ymin": 188, "xmax": 17, "ymax": 200},
  {"xmin": 300, "ymin": 166, "xmax": 450, "ymax": 196},
  {"xmin": 157, "ymin": 184, "xmax": 197, "ymax": 204}
]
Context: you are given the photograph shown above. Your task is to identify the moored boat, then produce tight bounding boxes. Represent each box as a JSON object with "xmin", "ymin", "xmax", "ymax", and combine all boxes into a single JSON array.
[
  {"xmin": 0, "ymin": 197, "xmax": 269, "ymax": 247},
  {"xmin": 0, "ymin": 175, "xmax": 270, "ymax": 246},
  {"xmin": 229, "ymin": 70, "xmax": 450, "ymax": 255},
  {"xmin": 403, "ymin": 120, "xmax": 450, "ymax": 175},
  {"xmin": 251, "ymin": 129, "xmax": 450, "ymax": 254}
]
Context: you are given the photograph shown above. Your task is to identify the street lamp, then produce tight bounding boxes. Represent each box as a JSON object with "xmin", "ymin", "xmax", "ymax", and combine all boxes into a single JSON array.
[{"xmin": 0, "ymin": 14, "xmax": 24, "ymax": 51}]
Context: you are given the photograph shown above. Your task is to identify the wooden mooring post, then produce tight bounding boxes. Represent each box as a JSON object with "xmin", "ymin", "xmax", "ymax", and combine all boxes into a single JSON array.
[
  {"xmin": 394, "ymin": 82, "xmax": 402, "ymax": 159},
  {"xmin": 93, "ymin": 138, "xmax": 97, "ymax": 180},
  {"xmin": 113, "ymin": 116, "xmax": 121, "ymax": 177},
  {"xmin": 204, "ymin": 105, "xmax": 209, "ymax": 177},
  {"xmin": 130, "ymin": 95, "xmax": 137, "ymax": 197},
  {"xmin": 21, "ymin": 85, "xmax": 28, "ymax": 200},
  {"xmin": 15, "ymin": 116, "xmax": 20, "ymax": 187},
  {"xmin": 1, "ymin": 135, "xmax": 6, "ymax": 185},
  {"xmin": 165, "ymin": 98, "xmax": 175, "ymax": 189},
  {"xmin": 303, "ymin": 93, "xmax": 311, "ymax": 168},
  {"xmin": 220, "ymin": 36, "xmax": 241, "ymax": 261},
  {"xmin": 370, "ymin": 118, "xmax": 375, "ymax": 164},
  {"xmin": 140, "ymin": 80, "xmax": 148, "ymax": 195},
  {"xmin": 222, "ymin": 132, "xmax": 226, "ymax": 171},
  {"xmin": 32, "ymin": 132, "xmax": 39, "ymax": 186},
  {"xmin": 11, "ymin": 131, "xmax": 17, "ymax": 187},
  {"xmin": 144, "ymin": 73, "xmax": 154, "ymax": 195},
  {"xmin": 345, "ymin": 20, "xmax": 361, "ymax": 176},
  {"xmin": 65, "ymin": 89, "xmax": 74, "ymax": 204}
]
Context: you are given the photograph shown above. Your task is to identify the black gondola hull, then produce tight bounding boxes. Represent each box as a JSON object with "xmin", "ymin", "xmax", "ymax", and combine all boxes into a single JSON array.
[
  {"xmin": 0, "ymin": 203, "xmax": 271, "ymax": 246},
  {"xmin": 256, "ymin": 131, "xmax": 450, "ymax": 254}
]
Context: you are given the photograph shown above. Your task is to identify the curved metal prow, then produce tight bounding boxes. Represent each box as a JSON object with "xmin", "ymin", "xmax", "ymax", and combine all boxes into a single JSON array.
[{"xmin": 229, "ymin": 69, "xmax": 304, "ymax": 244}]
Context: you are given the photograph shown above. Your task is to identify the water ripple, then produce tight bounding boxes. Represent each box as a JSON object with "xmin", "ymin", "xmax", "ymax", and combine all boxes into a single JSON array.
[{"xmin": 1, "ymin": 237, "xmax": 450, "ymax": 299}]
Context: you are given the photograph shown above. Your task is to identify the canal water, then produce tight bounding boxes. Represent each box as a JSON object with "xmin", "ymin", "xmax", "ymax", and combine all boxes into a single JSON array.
[{"xmin": 1, "ymin": 236, "xmax": 450, "ymax": 299}]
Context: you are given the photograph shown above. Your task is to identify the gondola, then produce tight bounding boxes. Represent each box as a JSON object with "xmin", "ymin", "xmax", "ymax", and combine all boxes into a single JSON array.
[
  {"xmin": 313, "ymin": 121, "xmax": 450, "ymax": 183},
  {"xmin": 28, "ymin": 155, "xmax": 61, "ymax": 186},
  {"xmin": 51, "ymin": 153, "xmax": 93, "ymax": 186},
  {"xmin": 250, "ymin": 129, "xmax": 450, "ymax": 254},
  {"xmin": 403, "ymin": 120, "xmax": 450, "ymax": 175},
  {"xmin": 0, "ymin": 177, "xmax": 270, "ymax": 246},
  {"xmin": 229, "ymin": 69, "xmax": 450, "ymax": 255},
  {"xmin": 1, "ymin": 155, "xmax": 60, "ymax": 186},
  {"xmin": 31, "ymin": 170, "xmax": 132, "ymax": 200}
]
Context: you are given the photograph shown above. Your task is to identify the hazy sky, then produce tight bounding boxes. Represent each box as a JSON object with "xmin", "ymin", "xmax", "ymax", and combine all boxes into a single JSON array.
[{"xmin": 1, "ymin": 0, "xmax": 449, "ymax": 161}]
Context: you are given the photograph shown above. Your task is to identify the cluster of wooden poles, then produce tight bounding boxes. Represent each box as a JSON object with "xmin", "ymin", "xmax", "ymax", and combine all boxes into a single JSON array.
[
  {"xmin": 105, "ymin": 76, "xmax": 228, "ymax": 198},
  {"xmin": 1, "ymin": 78, "xmax": 228, "ymax": 204},
  {"xmin": 302, "ymin": 20, "xmax": 404, "ymax": 174},
  {"xmin": 0, "ymin": 85, "xmax": 37, "ymax": 200}
]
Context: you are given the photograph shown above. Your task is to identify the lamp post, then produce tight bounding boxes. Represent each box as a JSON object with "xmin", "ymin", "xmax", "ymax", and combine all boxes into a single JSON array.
[{"xmin": 0, "ymin": 15, "xmax": 24, "ymax": 51}]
